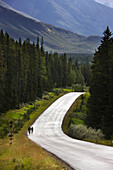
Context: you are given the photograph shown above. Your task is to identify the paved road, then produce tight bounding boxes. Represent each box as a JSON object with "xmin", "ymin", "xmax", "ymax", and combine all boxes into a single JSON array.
[{"xmin": 28, "ymin": 92, "xmax": 113, "ymax": 170}]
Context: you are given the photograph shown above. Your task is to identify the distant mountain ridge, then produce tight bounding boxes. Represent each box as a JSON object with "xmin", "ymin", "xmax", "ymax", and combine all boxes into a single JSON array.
[
  {"xmin": 95, "ymin": 0, "xmax": 113, "ymax": 9},
  {"xmin": 0, "ymin": 0, "xmax": 40, "ymax": 22},
  {"xmin": 0, "ymin": 1, "xmax": 101, "ymax": 53},
  {"xmin": 2, "ymin": 0, "xmax": 113, "ymax": 36}
]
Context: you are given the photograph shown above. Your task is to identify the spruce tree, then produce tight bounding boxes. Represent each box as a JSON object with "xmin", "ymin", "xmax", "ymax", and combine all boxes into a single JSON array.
[
  {"xmin": 45, "ymin": 52, "xmax": 53, "ymax": 90},
  {"xmin": 36, "ymin": 37, "xmax": 39, "ymax": 50},
  {"xmin": 0, "ymin": 44, "xmax": 6, "ymax": 112},
  {"xmin": 68, "ymin": 58, "xmax": 72, "ymax": 86},
  {"xmin": 86, "ymin": 27, "xmax": 113, "ymax": 139},
  {"xmin": 62, "ymin": 53, "xmax": 68, "ymax": 87},
  {"xmin": 41, "ymin": 37, "xmax": 44, "ymax": 53}
]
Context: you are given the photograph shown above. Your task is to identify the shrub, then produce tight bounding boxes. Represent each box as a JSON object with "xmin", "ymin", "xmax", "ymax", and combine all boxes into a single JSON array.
[
  {"xmin": 68, "ymin": 124, "xmax": 104, "ymax": 140},
  {"xmin": 73, "ymin": 84, "xmax": 84, "ymax": 92},
  {"xmin": 0, "ymin": 127, "xmax": 9, "ymax": 138},
  {"xmin": 52, "ymin": 88, "xmax": 64, "ymax": 95},
  {"xmin": 0, "ymin": 120, "xmax": 9, "ymax": 138}
]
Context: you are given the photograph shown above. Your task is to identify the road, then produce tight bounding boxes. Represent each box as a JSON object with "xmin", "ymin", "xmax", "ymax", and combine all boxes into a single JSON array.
[{"xmin": 28, "ymin": 92, "xmax": 113, "ymax": 170}]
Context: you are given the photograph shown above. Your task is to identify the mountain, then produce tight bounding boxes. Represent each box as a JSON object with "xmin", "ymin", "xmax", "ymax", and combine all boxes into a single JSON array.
[
  {"xmin": 95, "ymin": 0, "xmax": 113, "ymax": 8},
  {"xmin": 0, "ymin": 0, "xmax": 40, "ymax": 22},
  {"xmin": 0, "ymin": 1, "xmax": 101, "ymax": 53},
  {"xmin": 2, "ymin": 0, "xmax": 113, "ymax": 36}
]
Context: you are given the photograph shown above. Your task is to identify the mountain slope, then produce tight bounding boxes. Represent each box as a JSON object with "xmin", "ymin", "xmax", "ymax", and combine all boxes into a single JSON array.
[
  {"xmin": 0, "ymin": 3, "xmax": 100, "ymax": 53},
  {"xmin": 2, "ymin": 0, "xmax": 113, "ymax": 36},
  {"xmin": 0, "ymin": 0, "xmax": 40, "ymax": 22},
  {"xmin": 95, "ymin": 0, "xmax": 113, "ymax": 8}
]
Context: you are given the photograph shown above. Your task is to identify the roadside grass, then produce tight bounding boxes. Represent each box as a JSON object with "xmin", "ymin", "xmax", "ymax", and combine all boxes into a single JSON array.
[
  {"xmin": 0, "ymin": 133, "xmax": 67, "ymax": 169},
  {"xmin": 0, "ymin": 88, "xmax": 72, "ymax": 170},
  {"xmin": 62, "ymin": 93, "xmax": 113, "ymax": 146},
  {"xmin": 71, "ymin": 117, "xmax": 84, "ymax": 125},
  {"xmin": 62, "ymin": 95, "xmax": 82, "ymax": 134}
]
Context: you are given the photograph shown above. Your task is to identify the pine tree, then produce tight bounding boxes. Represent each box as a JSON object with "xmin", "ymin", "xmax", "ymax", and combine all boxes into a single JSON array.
[
  {"xmin": 45, "ymin": 52, "xmax": 53, "ymax": 90},
  {"xmin": 4, "ymin": 32, "xmax": 14, "ymax": 110},
  {"xmin": 0, "ymin": 44, "xmax": 6, "ymax": 112},
  {"xmin": 68, "ymin": 58, "xmax": 72, "ymax": 86},
  {"xmin": 21, "ymin": 41, "xmax": 29, "ymax": 103},
  {"xmin": 37, "ymin": 45, "xmax": 46, "ymax": 98},
  {"xmin": 41, "ymin": 37, "xmax": 44, "ymax": 53},
  {"xmin": 68, "ymin": 58, "xmax": 76, "ymax": 86},
  {"xmin": 86, "ymin": 27, "xmax": 113, "ymax": 139},
  {"xmin": 52, "ymin": 52, "xmax": 59, "ymax": 87},
  {"xmin": 81, "ymin": 64, "xmax": 91, "ymax": 86},
  {"xmin": 36, "ymin": 37, "xmax": 39, "ymax": 50},
  {"xmin": 62, "ymin": 53, "xmax": 68, "ymax": 87}
]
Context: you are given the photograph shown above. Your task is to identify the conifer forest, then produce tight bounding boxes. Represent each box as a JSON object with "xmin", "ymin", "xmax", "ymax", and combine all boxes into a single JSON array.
[{"xmin": 0, "ymin": 30, "xmax": 89, "ymax": 114}]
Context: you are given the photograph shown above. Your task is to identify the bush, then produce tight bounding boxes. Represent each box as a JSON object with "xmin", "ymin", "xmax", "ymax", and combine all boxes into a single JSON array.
[
  {"xmin": 42, "ymin": 95, "xmax": 49, "ymax": 100},
  {"xmin": 68, "ymin": 124, "xmax": 104, "ymax": 140},
  {"xmin": 52, "ymin": 88, "xmax": 64, "ymax": 95},
  {"xmin": 0, "ymin": 119, "xmax": 9, "ymax": 138},
  {"xmin": 73, "ymin": 84, "xmax": 84, "ymax": 92},
  {"xmin": 70, "ymin": 112, "xmax": 86, "ymax": 120},
  {"xmin": 0, "ymin": 127, "xmax": 9, "ymax": 138}
]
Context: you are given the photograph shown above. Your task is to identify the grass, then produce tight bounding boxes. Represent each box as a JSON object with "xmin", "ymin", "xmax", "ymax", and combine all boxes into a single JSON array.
[
  {"xmin": 0, "ymin": 133, "xmax": 67, "ymax": 169},
  {"xmin": 0, "ymin": 89, "xmax": 72, "ymax": 170},
  {"xmin": 6, "ymin": 105, "xmax": 36, "ymax": 120},
  {"xmin": 71, "ymin": 117, "xmax": 84, "ymax": 125},
  {"xmin": 62, "ymin": 95, "xmax": 82, "ymax": 134}
]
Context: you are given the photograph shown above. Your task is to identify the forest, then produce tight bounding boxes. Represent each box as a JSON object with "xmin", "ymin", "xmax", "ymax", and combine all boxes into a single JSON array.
[{"xmin": 0, "ymin": 30, "xmax": 90, "ymax": 114}]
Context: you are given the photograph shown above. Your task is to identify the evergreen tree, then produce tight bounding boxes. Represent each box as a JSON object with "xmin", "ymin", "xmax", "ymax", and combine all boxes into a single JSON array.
[
  {"xmin": 41, "ymin": 37, "xmax": 44, "ymax": 53},
  {"xmin": 52, "ymin": 52, "xmax": 59, "ymax": 87},
  {"xmin": 68, "ymin": 58, "xmax": 76, "ymax": 86},
  {"xmin": 22, "ymin": 41, "xmax": 29, "ymax": 103},
  {"xmin": 68, "ymin": 58, "xmax": 72, "ymax": 86},
  {"xmin": 37, "ymin": 46, "xmax": 46, "ymax": 98},
  {"xmin": 62, "ymin": 53, "xmax": 68, "ymax": 87},
  {"xmin": 36, "ymin": 37, "xmax": 39, "ymax": 50},
  {"xmin": 45, "ymin": 52, "xmax": 53, "ymax": 90},
  {"xmin": 86, "ymin": 27, "xmax": 113, "ymax": 139},
  {"xmin": 0, "ymin": 44, "xmax": 6, "ymax": 112},
  {"xmin": 81, "ymin": 64, "xmax": 91, "ymax": 86}
]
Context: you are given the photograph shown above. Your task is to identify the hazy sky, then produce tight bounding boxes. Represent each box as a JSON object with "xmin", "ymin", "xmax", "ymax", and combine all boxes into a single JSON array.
[{"xmin": 95, "ymin": 0, "xmax": 113, "ymax": 8}]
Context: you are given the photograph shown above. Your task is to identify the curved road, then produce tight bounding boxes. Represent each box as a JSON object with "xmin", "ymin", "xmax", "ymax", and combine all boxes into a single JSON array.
[{"xmin": 28, "ymin": 92, "xmax": 113, "ymax": 170}]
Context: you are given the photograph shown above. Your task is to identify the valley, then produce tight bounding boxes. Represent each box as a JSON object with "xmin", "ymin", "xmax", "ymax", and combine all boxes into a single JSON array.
[{"xmin": 0, "ymin": 1, "xmax": 101, "ymax": 53}]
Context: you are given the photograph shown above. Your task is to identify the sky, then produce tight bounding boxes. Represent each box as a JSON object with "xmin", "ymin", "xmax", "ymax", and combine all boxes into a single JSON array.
[{"xmin": 95, "ymin": 0, "xmax": 113, "ymax": 8}]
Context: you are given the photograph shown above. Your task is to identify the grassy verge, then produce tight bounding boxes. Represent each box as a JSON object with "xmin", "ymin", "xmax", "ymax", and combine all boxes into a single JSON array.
[
  {"xmin": 0, "ymin": 89, "xmax": 72, "ymax": 170},
  {"xmin": 62, "ymin": 95, "xmax": 82, "ymax": 134},
  {"xmin": 62, "ymin": 93, "xmax": 113, "ymax": 146}
]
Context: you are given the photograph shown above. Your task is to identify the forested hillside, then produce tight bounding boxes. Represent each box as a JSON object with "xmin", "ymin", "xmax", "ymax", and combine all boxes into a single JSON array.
[{"xmin": 0, "ymin": 30, "xmax": 90, "ymax": 113}]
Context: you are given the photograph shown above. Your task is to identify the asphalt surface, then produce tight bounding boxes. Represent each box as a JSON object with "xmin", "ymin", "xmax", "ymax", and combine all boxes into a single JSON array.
[{"xmin": 28, "ymin": 92, "xmax": 113, "ymax": 170}]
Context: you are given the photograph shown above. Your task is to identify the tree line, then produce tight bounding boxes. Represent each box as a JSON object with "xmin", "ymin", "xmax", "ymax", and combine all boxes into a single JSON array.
[
  {"xmin": 0, "ymin": 30, "xmax": 90, "ymax": 114},
  {"xmin": 86, "ymin": 27, "xmax": 113, "ymax": 139}
]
